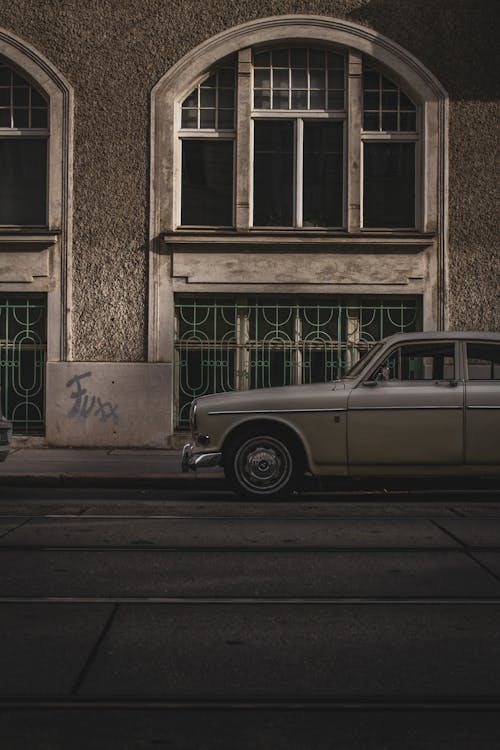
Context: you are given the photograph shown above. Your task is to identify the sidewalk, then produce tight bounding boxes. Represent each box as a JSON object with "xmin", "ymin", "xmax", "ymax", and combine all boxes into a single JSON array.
[{"xmin": 0, "ymin": 447, "xmax": 226, "ymax": 488}]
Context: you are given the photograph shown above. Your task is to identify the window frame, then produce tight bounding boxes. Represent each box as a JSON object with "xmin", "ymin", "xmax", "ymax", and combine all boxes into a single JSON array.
[
  {"xmin": 0, "ymin": 58, "xmax": 49, "ymax": 228},
  {"xmin": 175, "ymin": 46, "xmax": 423, "ymax": 233}
]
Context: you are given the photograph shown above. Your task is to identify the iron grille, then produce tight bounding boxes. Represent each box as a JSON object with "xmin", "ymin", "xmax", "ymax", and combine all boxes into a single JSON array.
[
  {"xmin": 0, "ymin": 294, "xmax": 46, "ymax": 435},
  {"xmin": 174, "ymin": 296, "xmax": 422, "ymax": 428}
]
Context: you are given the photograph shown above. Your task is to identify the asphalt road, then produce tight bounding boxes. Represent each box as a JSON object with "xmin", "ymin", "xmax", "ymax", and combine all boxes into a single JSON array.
[{"xmin": 1, "ymin": 484, "xmax": 500, "ymax": 749}]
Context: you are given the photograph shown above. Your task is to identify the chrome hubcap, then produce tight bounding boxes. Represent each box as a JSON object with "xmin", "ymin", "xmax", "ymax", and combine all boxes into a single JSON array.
[{"xmin": 235, "ymin": 437, "xmax": 292, "ymax": 493}]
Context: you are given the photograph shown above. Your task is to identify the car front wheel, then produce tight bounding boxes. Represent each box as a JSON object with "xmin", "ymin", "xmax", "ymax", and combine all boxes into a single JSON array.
[{"xmin": 225, "ymin": 430, "xmax": 297, "ymax": 499}]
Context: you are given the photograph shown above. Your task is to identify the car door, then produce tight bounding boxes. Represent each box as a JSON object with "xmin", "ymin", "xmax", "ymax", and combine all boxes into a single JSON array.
[
  {"xmin": 347, "ymin": 340, "xmax": 464, "ymax": 467},
  {"xmin": 464, "ymin": 340, "xmax": 500, "ymax": 464}
]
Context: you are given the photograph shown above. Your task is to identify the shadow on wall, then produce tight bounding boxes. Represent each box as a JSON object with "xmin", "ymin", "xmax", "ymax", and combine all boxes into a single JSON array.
[{"xmin": 349, "ymin": 0, "xmax": 497, "ymax": 99}]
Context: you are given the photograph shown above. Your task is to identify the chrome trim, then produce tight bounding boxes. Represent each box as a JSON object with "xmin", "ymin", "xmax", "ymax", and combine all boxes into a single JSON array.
[
  {"xmin": 349, "ymin": 406, "xmax": 462, "ymax": 411},
  {"xmin": 466, "ymin": 405, "xmax": 500, "ymax": 410},
  {"xmin": 207, "ymin": 408, "xmax": 346, "ymax": 416},
  {"xmin": 182, "ymin": 443, "xmax": 222, "ymax": 472}
]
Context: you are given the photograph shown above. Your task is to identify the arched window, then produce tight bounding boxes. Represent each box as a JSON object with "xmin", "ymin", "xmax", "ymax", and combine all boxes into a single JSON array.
[
  {"xmin": 0, "ymin": 56, "xmax": 49, "ymax": 225},
  {"xmin": 174, "ymin": 42, "xmax": 425, "ymax": 233}
]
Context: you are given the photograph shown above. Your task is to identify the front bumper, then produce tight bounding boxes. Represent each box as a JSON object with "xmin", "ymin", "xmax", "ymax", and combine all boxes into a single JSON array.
[{"xmin": 182, "ymin": 443, "xmax": 222, "ymax": 473}]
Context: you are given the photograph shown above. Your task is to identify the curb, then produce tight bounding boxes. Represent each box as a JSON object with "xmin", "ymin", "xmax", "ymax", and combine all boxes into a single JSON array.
[{"xmin": 0, "ymin": 473, "xmax": 228, "ymax": 490}]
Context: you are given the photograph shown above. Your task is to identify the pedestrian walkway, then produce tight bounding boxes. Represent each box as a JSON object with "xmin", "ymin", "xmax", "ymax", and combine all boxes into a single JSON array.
[{"xmin": 0, "ymin": 447, "xmax": 224, "ymax": 488}]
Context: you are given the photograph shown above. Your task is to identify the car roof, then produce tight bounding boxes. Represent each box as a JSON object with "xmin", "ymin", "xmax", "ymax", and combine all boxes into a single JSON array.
[{"xmin": 381, "ymin": 331, "xmax": 500, "ymax": 344}]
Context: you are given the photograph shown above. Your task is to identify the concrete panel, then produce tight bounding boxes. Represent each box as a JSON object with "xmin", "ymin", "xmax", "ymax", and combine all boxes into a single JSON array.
[
  {"xmin": 0, "ymin": 603, "xmax": 113, "ymax": 696},
  {"xmin": 46, "ymin": 362, "xmax": 172, "ymax": 448},
  {"xmin": 0, "ymin": 249, "xmax": 49, "ymax": 282},
  {"xmin": 437, "ymin": 520, "xmax": 500, "ymax": 547},
  {"xmin": 0, "ymin": 517, "xmax": 456, "ymax": 548},
  {"xmin": 0, "ymin": 549, "xmax": 498, "ymax": 598},
  {"xmin": 172, "ymin": 251, "xmax": 426, "ymax": 286},
  {"xmin": 2, "ymin": 709, "xmax": 500, "ymax": 750},
  {"xmin": 80, "ymin": 603, "xmax": 500, "ymax": 697}
]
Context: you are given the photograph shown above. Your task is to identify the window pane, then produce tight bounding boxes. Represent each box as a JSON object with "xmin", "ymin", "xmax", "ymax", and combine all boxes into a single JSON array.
[
  {"xmin": 290, "ymin": 48, "xmax": 307, "ymax": 68},
  {"xmin": 199, "ymin": 109, "xmax": 216, "ymax": 128},
  {"xmin": 181, "ymin": 140, "xmax": 233, "ymax": 226},
  {"xmin": 382, "ymin": 343, "xmax": 455, "ymax": 381},
  {"xmin": 254, "ymin": 69, "xmax": 271, "ymax": 88},
  {"xmin": 467, "ymin": 343, "xmax": 500, "ymax": 380},
  {"xmin": 272, "ymin": 49, "xmax": 289, "ymax": 67},
  {"xmin": 217, "ymin": 109, "xmax": 234, "ymax": 129},
  {"xmin": 254, "ymin": 90, "xmax": 270, "ymax": 109},
  {"xmin": 303, "ymin": 121, "xmax": 343, "ymax": 227},
  {"xmin": 253, "ymin": 121, "xmax": 293, "ymax": 226},
  {"xmin": 13, "ymin": 108, "xmax": 29, "ymax": 128},
  {"xmin": 181, "ymin": 108, "xmax": 198, "ymax": 128},
  {"xmin": 400, "ymin": 112, "xmax": 416, "ymax": 131},
  {"xmin": 363, "ymin": 142, "xmax": 415, "ymax": 227},
  {"xmin": 0, "ymin": 139, "xmax": 47, "ymax": 224},
  {"xmin": 363, "ymin": 112, "xmax": 379, "ymax": 131},
  {"xmin": 381, "ymin": 111, "xmax": 398, "ymax": 131},
  {"xmin": 291, "ymin": 90, "xmax": 307, "ymax": 109}
]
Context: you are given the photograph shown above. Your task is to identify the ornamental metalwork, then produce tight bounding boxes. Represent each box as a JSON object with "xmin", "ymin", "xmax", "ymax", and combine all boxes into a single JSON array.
[
  {"xmin": 0, "ymin": 295, "xmax": 46, "ymax": 434},
  {"xmin": 174, "ymin": 296, "xmax": 422, "ymax": 427}
]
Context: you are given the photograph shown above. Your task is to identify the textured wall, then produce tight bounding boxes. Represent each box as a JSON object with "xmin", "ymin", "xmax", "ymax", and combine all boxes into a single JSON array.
[{"xmin": 0, "ymin": 0, "xmax": 497, "ymax": 363}]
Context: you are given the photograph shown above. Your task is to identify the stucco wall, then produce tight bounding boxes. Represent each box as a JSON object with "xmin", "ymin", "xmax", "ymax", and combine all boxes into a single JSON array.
[{"xmin": 0, "ymin": 0, "xmax": 497, "ymax": 367}]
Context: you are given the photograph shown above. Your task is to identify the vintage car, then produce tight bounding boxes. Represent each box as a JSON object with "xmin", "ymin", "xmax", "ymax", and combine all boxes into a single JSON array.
[
  {"xmin": 0, "ymin": 401, "xmax": 12, "ymax": 462},
  {"xmin": 182, "ymin": 332, "xmax": 500, "ymax": 498}
]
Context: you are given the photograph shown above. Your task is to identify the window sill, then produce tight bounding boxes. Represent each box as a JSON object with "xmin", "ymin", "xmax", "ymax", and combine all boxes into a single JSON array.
[
  {"xmin": 0, "ymin": 229, "xmax": 60, "ymax": 251},
  {"xmin": 162, "ymin": 230, "xmax": 436, "ymax": 253}
]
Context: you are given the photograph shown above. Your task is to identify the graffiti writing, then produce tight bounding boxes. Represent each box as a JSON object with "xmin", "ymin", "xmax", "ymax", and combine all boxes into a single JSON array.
[{"xmin": 66, "ymin": 372, "xmax": 119, "ymax": 425}]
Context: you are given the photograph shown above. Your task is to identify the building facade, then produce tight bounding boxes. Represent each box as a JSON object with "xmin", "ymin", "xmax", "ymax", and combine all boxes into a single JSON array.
[{"xmin": 0, "ymin": 1, "xmax": 498, "ymax": 447}]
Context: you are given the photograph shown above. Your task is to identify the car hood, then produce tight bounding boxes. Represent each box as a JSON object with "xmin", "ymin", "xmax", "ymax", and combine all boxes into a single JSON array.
[{"xmin": 195, "ymin": 380, "xmax": 352, "ymax": 414}]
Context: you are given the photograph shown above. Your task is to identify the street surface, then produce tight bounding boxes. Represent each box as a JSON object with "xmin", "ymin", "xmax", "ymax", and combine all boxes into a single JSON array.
[{"xmin": 0, "ymin": 484, "xmax": 499, "ymax": 749}]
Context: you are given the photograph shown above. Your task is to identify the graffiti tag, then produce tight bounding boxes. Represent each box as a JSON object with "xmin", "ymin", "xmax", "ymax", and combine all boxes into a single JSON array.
[{"xmin": 66, "ymin": 372, "xmax": 119, "ymax": 425}]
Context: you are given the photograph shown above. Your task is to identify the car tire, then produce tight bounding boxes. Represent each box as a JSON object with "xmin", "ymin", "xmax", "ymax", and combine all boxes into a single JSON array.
[{"xmin": 225, "ymin": 429, "xmax": 298, "ymax": 499}]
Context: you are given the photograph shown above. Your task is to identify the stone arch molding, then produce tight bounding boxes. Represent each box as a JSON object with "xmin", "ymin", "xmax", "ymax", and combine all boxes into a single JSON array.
[
  {"xmin": 0, "ymin": 27, "xmax": 74, "ymax": 359},
  {"xmin": 152, "ymin": 15, "xmax": 447, "ymax": 104}
]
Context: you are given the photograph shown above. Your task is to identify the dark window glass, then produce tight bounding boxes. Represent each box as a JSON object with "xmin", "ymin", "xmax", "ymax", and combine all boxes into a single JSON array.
[
  {"xmin": 378, "ymin": 342, "xmax": 455, "ymax": 381},
  {"xmin": 467, "ymin": 343, "xmax": 500, "ymax": 380},
  {"xmin": 363, "ymin": 142, "xmax": 415, "ymax": 227},
  {"xmin": 303, "ymin": 121, "xmax": 343, "ymax": 227},
  {"xmin": 253, "ymin": 121, "xmax": 293, "ymax": 226},
  {"xmin": 181, "ymin": 140, "xmax": 233, "ymax": 226},
  {"xmin": 0, "ymin": 138, "xmax": 47, "ymax": 224}
]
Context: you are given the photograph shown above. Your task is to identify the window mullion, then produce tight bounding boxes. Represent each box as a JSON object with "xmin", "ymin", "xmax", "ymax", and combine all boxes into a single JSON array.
[
  {"xmin": 236, "ymin": 48, "xmax": 252, "ymax": 230},
  {"xmin": 347, "ymin": 50, "xmax": 362, "ymax": 231},
  {"xmin": 295, "ymin": 118, "xmax": 303, "ymax": 228}
]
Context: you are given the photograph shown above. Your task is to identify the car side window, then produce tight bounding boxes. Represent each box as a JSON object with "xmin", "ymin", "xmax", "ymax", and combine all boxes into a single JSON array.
[
  {"xmin": 467, "ymin": 342, "xmax": 500, "ymax": 380},
  {"xmin": 372, "ymin": 342, "xmax": 455, "ymax": 382}
]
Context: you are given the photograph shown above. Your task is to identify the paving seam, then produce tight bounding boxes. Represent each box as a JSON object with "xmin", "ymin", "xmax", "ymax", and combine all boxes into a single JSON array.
[
  {"xmin": 1, "ymin": 596, "xmax": 499, "ymax": 604},
  {"xmin": 431, "ymin": 519, "xmax": 500, "ymax": 586},
  {"xmin": 1, "ymin": 698, "xmax": 500, "ymax": 710},
  {"xmin": 0, "ymin": 517, "xmax": 36, "ymax": 542},
  {"xmin": 70, "ymin": 604, "xmax": 119, "ymax": 696}
]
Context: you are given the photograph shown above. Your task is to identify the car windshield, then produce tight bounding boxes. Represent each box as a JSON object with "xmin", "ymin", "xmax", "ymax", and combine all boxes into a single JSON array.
[{"xmin": 343, "ymin": 343, "xmax": 384, "ymax": 378}]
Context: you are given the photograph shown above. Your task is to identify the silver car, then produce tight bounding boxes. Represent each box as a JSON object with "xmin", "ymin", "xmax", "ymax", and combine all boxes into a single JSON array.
[{"xmin": 182, "ymin": 332, "xmax": 500, "ymax": 498}]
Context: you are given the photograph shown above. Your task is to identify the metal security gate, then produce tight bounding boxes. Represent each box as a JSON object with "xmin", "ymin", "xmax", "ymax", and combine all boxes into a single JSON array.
[
  {"xmin": 174, "ymin": 296, "xmax": 422, "ymax": 428},
  {"xmin": 0, "ymin": 294, "xmax": 46, "ymax": 434}
]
